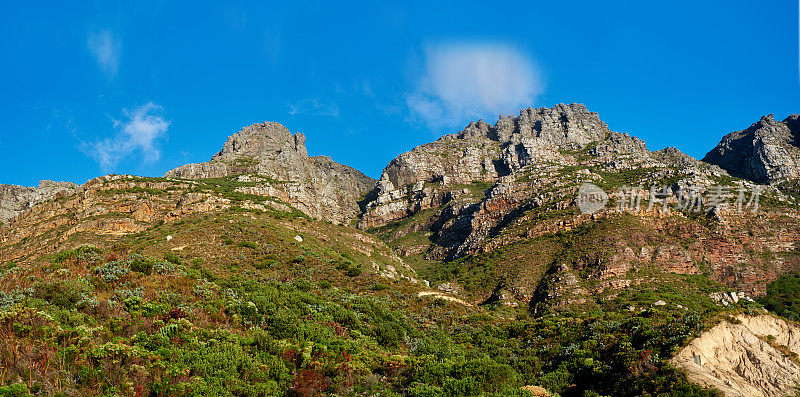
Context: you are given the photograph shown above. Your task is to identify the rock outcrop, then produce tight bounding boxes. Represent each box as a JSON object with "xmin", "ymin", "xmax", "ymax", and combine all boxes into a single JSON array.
[
  {"xmin": 703, "ymin": 114, "xmax": 800, "ymax": 184},
  {"xmin": 358, "ymin": 104, "xmax": 615, "ymax": 229},
  {"xmin": 358, "ymin": 104, "xmax": 726, "ymax": 259},
  {"xmin": 0, "ymin": 180, "xmax": 77, "ymax": 221},
  {"xmin": 673, "ymin": 315, "xmax": 800, "ymax": 397},
  {"xmin": 166, "ymin": 122, "xmax": 375, "ymax": 224}
]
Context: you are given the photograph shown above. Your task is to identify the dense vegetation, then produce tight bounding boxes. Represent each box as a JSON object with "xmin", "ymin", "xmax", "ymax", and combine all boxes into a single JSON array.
[
  {"xmin": 758, "ymin": 272, "xmax": 800, "ymax": 321},
  {"xmin": 0, "ymin": 209, "xmax": 749, "ymax": 396}
]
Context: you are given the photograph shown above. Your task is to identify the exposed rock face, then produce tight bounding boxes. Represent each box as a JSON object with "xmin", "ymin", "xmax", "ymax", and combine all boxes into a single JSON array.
[
  {"xmin": 0, "ymin": 180, "xmax": 77, "ymax": 221},
  {"xmin": 673, "ymin": 315, "xmax": 800, "ymax": 397},
  {"xmin": 359, "ymin": 104, "xmax": 615, "ymax": 229},
  {"xmin": 703, "ymin": 114, "xmax": 800, "ymax": 184},
  {"xmin": 166, "ymin": 122, "xmax": 375, "ymax": 224},
  {"xmin": 359, "ymin": 104, "xmax": 726, "ymax": 260}
]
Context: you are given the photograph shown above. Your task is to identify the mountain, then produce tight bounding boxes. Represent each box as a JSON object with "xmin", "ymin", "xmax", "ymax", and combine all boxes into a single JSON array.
[
  {"xmin": 1, "ymin": 105, "xmax": 799, "ymax": 396},
  {"xmin": 359, "ymin": 104, "xmax": 799, "ymax": 304},
  {"xmin": 703, "ymin": 114, "xmax": 800, "ymax": 184},
  {"xmin": 165, "ymin": 122, "xmax": 375, "ymax": 224}
]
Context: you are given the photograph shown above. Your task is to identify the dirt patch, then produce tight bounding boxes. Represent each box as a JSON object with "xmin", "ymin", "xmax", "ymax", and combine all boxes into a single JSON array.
[{"xmin": 673, "ymin": 314, "xmax": 800, "ymax": 397}]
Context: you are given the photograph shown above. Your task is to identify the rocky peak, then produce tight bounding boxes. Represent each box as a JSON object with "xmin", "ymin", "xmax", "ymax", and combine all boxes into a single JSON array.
[
  {"xmin": 703, "ymin": 113, "xmax": 800, "ymax": 184},
  {"xmin": 212, "ymin": 122, "xmax": 308, "ymax": 160},
  {"xmin": 166, "ymin": 121, "xmax": 374, "ymax": 224},
  {"xmin": 452, "ymin": 103, "xmax": 610, "ymax": 148}
]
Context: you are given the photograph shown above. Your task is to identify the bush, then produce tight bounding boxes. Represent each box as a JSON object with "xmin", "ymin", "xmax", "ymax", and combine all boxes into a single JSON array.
[
  {"xmin": 33, "ymin": 280, "xmax": 89, "ymax": 309},
  {"xmin": 127, "ymin": 254, "xmax": 152, "ymax": 274},
  {"xmin": 0, "ymin": 383, "xmax": 31, "ymax": 397},
  {"xmin": 153, "ymin": 261, "xmax": 176, "ymax": 275},
  {"xmin": 254, "ymin": 260, "xmax": 278, "ymax": 270},
  {"xmin": 238, "ymin": 241, "xmax": 258, "ymax": 249},
  {"xmin": 51, "ymin": 244, "xmax": 101, "ymax": 264},
  {"xmin": 347, "ymin": 267, "xmax": 363, "ymax": 277},
  {"xmin": 375, "ymin": 322, "xmax": 404, "ymax": 347},
  {"xmin": 317, "ymin": 280, "xmax": 332, "ymax": 289},
  {"xmin": 93, "ymin": 260, "xmax": 130, "ymax": 282},
  {"xmin": 758, "ymin": 272, "xmax": 800, "ymax": 321},
  {"xmin": 163, "ymin": 252, "xmax": 183, "ymax": 265}
]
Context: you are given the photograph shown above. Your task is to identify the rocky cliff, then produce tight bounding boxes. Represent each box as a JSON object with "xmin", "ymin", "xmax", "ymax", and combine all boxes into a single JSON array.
[
  {"xmin": 0, "ymin": 180, "xmax": 77, "ymax": 222},
  {"xmin": 703, "ymin": 114, "xmax": 800, "ymax": 184},
  {"xmin": 360, "ymin": 104, "xmax": 725, "ymax": 255},
  {"xmin": 358, "ymin": 103, "xmax": 712, "ymax": 230},
  {"xmin": 165, "ymin": 122, "xmax": 375, "ymax": 224}
]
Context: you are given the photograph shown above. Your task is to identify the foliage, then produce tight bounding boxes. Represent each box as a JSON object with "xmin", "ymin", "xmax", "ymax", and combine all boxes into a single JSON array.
[
  {"xmin": 758, "ymin": 272, "xmax": 800, "ymax": 321},
  {"xmin": 0, "ymin": 208, "xmax": 732, "ymax": 396},
  {"xmin": 93, "ymin": 260, "xmax": 131, "ymax": 282}
]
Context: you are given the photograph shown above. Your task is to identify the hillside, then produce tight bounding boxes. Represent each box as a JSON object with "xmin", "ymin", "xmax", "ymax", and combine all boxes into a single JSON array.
[{"xmin": 1, "ymin": 106, "xmax": 800, "ymax": 396}]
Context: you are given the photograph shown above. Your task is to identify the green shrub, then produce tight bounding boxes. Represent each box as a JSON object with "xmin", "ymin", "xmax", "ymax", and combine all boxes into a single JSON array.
[
  {"xmin": 758, "ymin": 272, "xmax": 800, "ymax": 321},
  {"xmin": 238, "ymin": 241, "xmax": 258, "ymax": 249},
  {"xmin": 292, "ymin": 278, "xmax": 312, "ymax": 292},
  {"xmin": 317, "ymin": 280, "xmax": 332, "ymax": 289},
  {"xmin": 264, "ymin": 310, "xmax": 299, "ymax": 339},
  {"xmin": 0, "ymin": 383, "xmax": 31, "ymax": 397},
  {"xmin": 375, "ymin": 322, "xmax": 404, "ymax": 347},
  {"xmin": 127, "ymin": 254, "xmax": 152, "ymax": 274},
  {"xmin": 153, "ymin": 261, "xmax": 176, "ymax": 275},
  {"xmin": 163, "ymin": 252, "xmax": 183, "ymax": 265},
  {"xmin": 254, "ymin": 260, "xmax": 278, "ymax": 270},
  {"xmin": 93, "ymin": 260, "xmax": 130, "ymax": 282},
  {"xmin": 51, "ymin": 244, "xmax": 102, "ymax": 264},
  {"xmin": 346, "ymin": 267, "xmax": 363, "ymax": 277},
  {"xmin": 33, "ymin": 280, "xmax": 89, "ymax": 309}
]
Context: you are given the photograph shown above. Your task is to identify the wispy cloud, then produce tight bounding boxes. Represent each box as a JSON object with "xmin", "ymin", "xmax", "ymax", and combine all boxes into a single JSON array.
[
  {"xmin": 87, "ymin": 30, "xmax": 120, "ymax": 78},
  {"xmin": 407, "ymin": 42, "xmax": 543, "ymax": 130},
  {"xmin": 287, "ymin": 98, "xmax": 339, "ymax": 117},
  {"xmin": 81, "ymin": 102, "xmax": 170, "ymax": 172}
]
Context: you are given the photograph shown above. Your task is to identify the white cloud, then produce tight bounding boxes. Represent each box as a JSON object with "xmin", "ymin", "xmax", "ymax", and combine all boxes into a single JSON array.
[
  {"xmin": 407, "ymin": 43, "xmax": 543, "ymax": 130},
  {"xmin": 287, "ymin": 98, "xmax": 339, "ymax": 117},
  {"xmin": 82, "ymin": 102, "xmax": 170, "ymax": 172},
  {"xmin": 87, "ymin": 30, "xmax": 120, "ymax": 78}
]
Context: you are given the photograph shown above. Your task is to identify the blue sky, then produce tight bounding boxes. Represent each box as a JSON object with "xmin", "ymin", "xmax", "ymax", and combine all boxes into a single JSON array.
[{"xmin": 1, "ymin": 1, "xmax": 798, "ymax": 186}]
